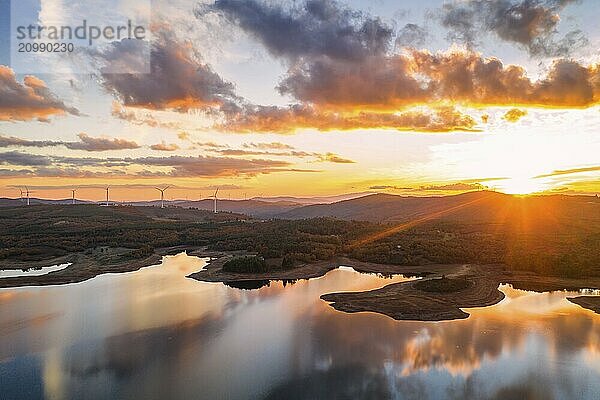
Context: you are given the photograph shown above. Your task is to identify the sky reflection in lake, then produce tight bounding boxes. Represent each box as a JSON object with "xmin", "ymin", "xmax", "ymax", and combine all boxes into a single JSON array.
[{"xmin": 1, "ymin": 254, "xmax": 599, "ymax": 399}]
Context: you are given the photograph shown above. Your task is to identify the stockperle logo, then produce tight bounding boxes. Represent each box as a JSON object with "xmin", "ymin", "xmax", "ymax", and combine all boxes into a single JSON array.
[{"xmin": 8, "ymin": 0, "xmax": 151, "ymax": 74}]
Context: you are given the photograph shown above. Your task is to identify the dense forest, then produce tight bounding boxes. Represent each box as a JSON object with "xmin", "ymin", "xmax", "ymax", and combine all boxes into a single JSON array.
[{"xmin": 0, "ymin": 204, "xmax": 598, "ymax": 278}]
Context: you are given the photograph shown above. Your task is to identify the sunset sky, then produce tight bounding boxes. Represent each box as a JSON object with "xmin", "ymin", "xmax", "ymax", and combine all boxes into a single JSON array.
[{"xmin": 0, "ymin": 0, "xmax": 599, "ymax": 201}]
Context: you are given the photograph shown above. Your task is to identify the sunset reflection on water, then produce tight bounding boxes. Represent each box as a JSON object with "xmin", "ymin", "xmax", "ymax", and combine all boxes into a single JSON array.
[{"xmin": 1, "ymin": 253, "xmax": 600, "ymax": 399}]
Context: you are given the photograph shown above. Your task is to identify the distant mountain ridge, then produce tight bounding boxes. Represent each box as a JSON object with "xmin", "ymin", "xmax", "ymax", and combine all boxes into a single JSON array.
[
  {"xmin": 277, "ymin": 191, "xmax": 600, "ymax": 224},
  {"xmin": 2, "ymin": 191, "xmax": 598, "ymax": 223},
  {"xmin": 0, "ymin": 197, "xmax": 301, "ymax": 219},
  {"xmin": 252, "ymin": 192, "xmax": 374, "ymax": 204}
]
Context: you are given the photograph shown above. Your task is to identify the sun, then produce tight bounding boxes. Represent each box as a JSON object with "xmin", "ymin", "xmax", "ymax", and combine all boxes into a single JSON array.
[{"xmin": 497, "ymin": 177, "xmax": 548, "ymax": 195}]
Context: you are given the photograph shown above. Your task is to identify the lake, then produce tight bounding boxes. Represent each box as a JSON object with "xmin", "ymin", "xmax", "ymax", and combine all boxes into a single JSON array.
[
  {"xmin": 0, "ymin": 264, "xmax": 71, "ymax": 279},
  {"xmin": 1, "ymin": 253, "xmax": 600, "ymax": 399}
]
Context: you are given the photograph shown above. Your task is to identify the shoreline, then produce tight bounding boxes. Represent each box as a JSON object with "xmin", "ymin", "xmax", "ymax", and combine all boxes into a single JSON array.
[
  {"xmin": 186, "ymin": 255, "xmax": 435, "ymax": 283},
  {"xmin": 2, "ymin": 250, "xmax": 600, "ymax": 321},
  {"xmin": 320, "ymin": 264, "xmax": 507, "ymax": 321},
  {"xmin": 567, "ymin": 296, "xmax": 600, "ymax": 314},
  {"xmin": 191, "ymin": 256, "xmax": 600, "ymax": 321},
  {"xmin": 0, "ymin": 246, "xmax": 206, "ymax": 289}
]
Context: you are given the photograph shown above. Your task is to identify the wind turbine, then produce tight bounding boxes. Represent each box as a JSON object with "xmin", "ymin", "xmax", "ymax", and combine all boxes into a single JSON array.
[
  {"xmin": 71, "ymin": 189, "xmax": 77, "ymax": 205},
  {"xmin": 211, "ymin": 188, "xmax": 219, "ymax": 213},
  {"xmin": 19, "ymin": 188, "xmax": 24, "ymax": 204},
  {"xmin": 24, "ymin": 186, "xmax": 31, "ymax": 206},
  {"xmin": 105, "ymin": 186, "xmax": 110, "ymax": 206},
  {"xmin": 155, "ymin": 185, "xmax": 170, "ymax": 208}
]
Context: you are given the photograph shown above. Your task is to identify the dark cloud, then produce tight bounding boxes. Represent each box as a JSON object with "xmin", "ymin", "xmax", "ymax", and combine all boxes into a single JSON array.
[
  {"xmin": 26, "ymin": 167, "xmax": 128, "ymax": 178},
  {"xmin": 0, "ymin": 168, "xmax": 122, "ymax": 178},
  {"xmin": 66, "ymin": 133, "xmax": 140, "ymax": 151},
  {"xmin": 278, "ymin": 50, "xmax": 600, "ymax": 110},
  {"xmin": 0, "ymin": 135, "xmax": 60, "ymax": 148},
  {"xmin": 396, "ymin": 23, "xmax": 429, "ymax": 48},
  {"xmin": 437, "ymin": 0, "xmax": 586, "ymax": 56},
  {"xmin": 96, "ymin": 1, "xmax": 595, "ymax": 138},
  {"xmin": 0, "ymin": 66, "xmax": 79, "ymax": 121},
  {"xmin": 0, "ymin": 133, "xmax": 140, "ymax": 152},
  {"xmin": 134, "ymin": 155, "xmax": 294, "ymax": 177},
  {"xmin": 0, "ymin": 151, "xmax": 52, "ymax": 166},
  {"xmin": 277, "ymin": 55, "xmax": 425, "ymax": 108},
  {"xmin": 0, "ymin": 151, "xmax": 315, "ymax": 178},
  {"xmin": 100, "ymin": 33, "xmax": 239, "ymax": 112},
  {"xmin": 201, "ymin": 0, "xmax": 393, "ymax": 61}
]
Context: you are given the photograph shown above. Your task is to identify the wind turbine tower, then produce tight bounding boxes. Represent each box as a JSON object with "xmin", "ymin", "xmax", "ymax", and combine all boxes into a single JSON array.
[
  {"xmin": 155, "ymin": 185, "xmax": 170, "ymax": 208},
  {"xmin": 105, "ymin": 186, "xmax": 110, "ymax": 206},
  {"xmin": 25, "ymin": 187, "xmax": 31, "ymax": 206},
  {"xmin": 212, "ymin": 188, "xmax": 219, "ymax": 213},
  {"xmin": 71, "ymin": 189, "xmax": 77, "ymax": 205}
]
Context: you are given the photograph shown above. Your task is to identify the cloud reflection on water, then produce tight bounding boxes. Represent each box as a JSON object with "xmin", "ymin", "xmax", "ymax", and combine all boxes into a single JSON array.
[{"xmin": 1, "ymin": 254, "xmax": 600, "ymax": 399}]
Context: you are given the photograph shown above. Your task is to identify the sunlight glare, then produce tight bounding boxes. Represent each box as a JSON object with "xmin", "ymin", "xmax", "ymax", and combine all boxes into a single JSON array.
[{"xmin": 497, "ymin": 177, "xmax": 547, "ymax": 195}]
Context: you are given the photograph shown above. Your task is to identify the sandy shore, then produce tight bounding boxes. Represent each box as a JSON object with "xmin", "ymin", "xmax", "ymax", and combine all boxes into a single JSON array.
[
  {"xmin": 568, "ymin": 296, "xmax": 600, "ymax": 314},
  {"xmin": 0, "ymin": 246, "xmax": 205, "ymax": 288}
]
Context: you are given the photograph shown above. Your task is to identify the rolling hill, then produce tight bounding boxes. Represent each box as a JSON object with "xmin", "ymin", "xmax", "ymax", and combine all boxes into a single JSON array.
[
  {"xmin": 277, "ymin": 191, "xmax": 600, "ymax": 227},
  {"xmin": 173, "ymin": 199, "xmax": 302, "ymax": 218},
  {"xmin": 252, "ymin": 192, "xmax": 374, "ymax": 205}
]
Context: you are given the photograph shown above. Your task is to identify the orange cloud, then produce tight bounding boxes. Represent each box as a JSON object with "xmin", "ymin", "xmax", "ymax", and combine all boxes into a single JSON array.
[
  {"xmin": 503, "ymin": 108, "xmax": 527, "ymax": 122},
  {"xmin": 150, "ymin": 142, "xmax": 180, "ymax": 151},
  {"xmin": 316, "ymin": 153, "xmax": 356, "ymax": 164},
  {"xmin": 0, "ymin": 66, "xmax": 78, "ymax": 121},
  {"xmin": 279, "ymin": 50, "xmax": 600, "ymax": 110},
  {"xmin": 101, "ymin": 32, "xmax": 238, "ymax": 112},
  {"xmin": 69, "ymin": 133, "xmax": 140, "ymax": 151},
  {"xmin": 534, "ymin": 166, "xmax": 600, "ymax": 179},
  {"xmin": 243, "ymin": 142, "xmax": 295, "ymax": 150},
  {"xmin": 220, "ymin": 105, "xmax": 479, "ymax": 133}
]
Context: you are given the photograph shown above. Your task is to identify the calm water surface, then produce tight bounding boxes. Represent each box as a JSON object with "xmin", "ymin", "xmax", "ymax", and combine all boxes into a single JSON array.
[
  {"xmin": 0, "ymin": 264, "xmax": 71, "ymax": 279},
  {"xmin": 1, "ymin": 253, "xmax": 600, "ymax": 400}
]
